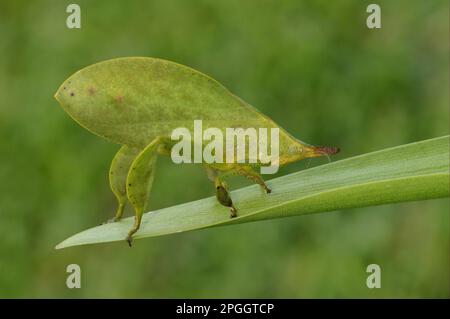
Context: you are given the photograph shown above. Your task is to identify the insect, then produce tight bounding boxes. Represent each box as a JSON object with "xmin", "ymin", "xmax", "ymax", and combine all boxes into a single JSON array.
[{"xmin": 54, "ymin": 57, "xmax": 339, "ymax": 246}]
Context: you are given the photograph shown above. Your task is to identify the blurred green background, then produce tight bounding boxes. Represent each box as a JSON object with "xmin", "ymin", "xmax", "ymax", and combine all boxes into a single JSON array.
[{"xmin": 0, "ymin": 0, "xmax": 448, "ymax": 298}]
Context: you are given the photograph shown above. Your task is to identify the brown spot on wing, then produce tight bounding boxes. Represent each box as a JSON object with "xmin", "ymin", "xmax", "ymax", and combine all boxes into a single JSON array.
[
  {"xmin": 114, "ymin": 95, "xmax": 124, "ymax": 104},
  {"xmin": 88, "ymin": 86, "xmax": 96, "ymax": 95}
]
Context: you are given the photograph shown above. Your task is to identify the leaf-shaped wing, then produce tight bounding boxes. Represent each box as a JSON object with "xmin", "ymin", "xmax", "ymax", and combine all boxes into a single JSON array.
[{"xmin": 55, "ymin": 57, "xmax": 274, "ymax": 148}]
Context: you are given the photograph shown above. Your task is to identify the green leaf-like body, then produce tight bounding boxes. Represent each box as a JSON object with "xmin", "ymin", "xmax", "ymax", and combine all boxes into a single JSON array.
[{"xmin": 54, "ymin": 57, "xmax": 300, "ymax": 155}]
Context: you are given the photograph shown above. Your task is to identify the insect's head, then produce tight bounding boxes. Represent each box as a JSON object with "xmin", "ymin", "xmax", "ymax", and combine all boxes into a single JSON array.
[
  {"xmin": 287, "ymin": 141, "xmax": 340, "ymax": 163},
  {"xmin": 303, "ymin": 145, "xmax": 340, "ymax": 158}
]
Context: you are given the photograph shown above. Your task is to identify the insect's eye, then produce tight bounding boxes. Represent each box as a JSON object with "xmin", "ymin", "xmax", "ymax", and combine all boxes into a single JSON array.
[{"xmin": 288, "ymin": 145, "xmax": 297, "ymax": 155}]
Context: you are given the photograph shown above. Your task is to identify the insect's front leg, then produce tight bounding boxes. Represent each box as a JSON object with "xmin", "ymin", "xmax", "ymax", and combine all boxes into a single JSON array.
[
  {"xmin": 108, "ymin": 145, "xmax": 140, "ymax": 223},
  {"xmin": 236, "ymin": 166, "xmax": 272, "ymax": 194},
  {"xmin": 125, "ymin": 137, "xmax": 164, "ymax": 246}
]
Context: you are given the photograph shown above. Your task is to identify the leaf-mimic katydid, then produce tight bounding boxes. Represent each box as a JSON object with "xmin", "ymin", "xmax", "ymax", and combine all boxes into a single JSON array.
[{"xmin": 55, "ymin": 57, "xmax": 339, "ymax": 246}]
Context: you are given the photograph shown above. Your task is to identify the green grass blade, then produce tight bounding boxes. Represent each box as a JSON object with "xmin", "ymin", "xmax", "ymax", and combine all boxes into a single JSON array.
[{"xmin": 56, "ymin": 136, "xmax": 450, "ymax": 249}]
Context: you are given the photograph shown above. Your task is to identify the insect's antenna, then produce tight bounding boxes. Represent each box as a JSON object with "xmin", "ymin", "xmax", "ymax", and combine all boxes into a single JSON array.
[
  {"xmin": 324, "ymin": 152, "xmax": 332, "ymax": 163},
  {"xmin": 314, "ymin": 150, "xmax": 332, "ymax": 163},
  {"xmin": 305, "ymin": 158, "xmax": 312, "ymax": 169}
]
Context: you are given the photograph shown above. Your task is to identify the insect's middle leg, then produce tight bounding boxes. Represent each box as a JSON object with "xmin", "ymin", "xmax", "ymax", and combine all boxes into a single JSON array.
[{"xmin": 205, "ymin": 166, "xmax": 237, "ymax": 218}]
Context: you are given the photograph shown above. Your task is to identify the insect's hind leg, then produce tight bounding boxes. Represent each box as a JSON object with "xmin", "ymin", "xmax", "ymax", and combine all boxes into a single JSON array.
[
  {"xmin": 125, "ymin": 137, "xmax": 164, "ymax": 246},
  {"xmin": 236, "ymin": 166, "xmax": 271, "ymax": 194},
  {"xmin": 108, "ymin": 145, "xmax": 140, "ymax": 223},
  {"xmin": 205, "ymin": 166, "xmax": 237, "ymax": 218}
]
